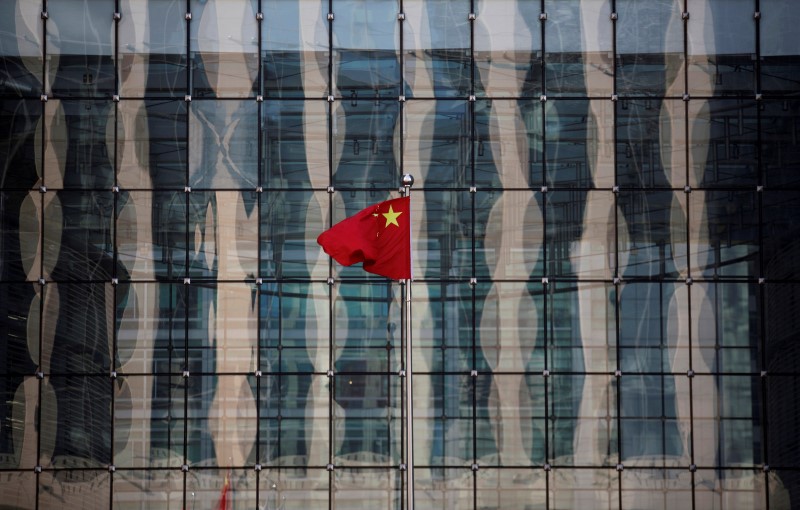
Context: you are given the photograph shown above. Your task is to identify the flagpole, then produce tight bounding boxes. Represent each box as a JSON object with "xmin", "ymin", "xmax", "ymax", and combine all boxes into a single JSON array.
[{"xmin": 402, "ymin": 174, "xmax": 415, "ymax": 510}]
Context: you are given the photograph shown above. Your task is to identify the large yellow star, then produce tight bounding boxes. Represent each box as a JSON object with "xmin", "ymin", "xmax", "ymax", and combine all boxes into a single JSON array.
[{"xmin": 382, "ymin": 205, "xmax": 403, "ymax": 228}]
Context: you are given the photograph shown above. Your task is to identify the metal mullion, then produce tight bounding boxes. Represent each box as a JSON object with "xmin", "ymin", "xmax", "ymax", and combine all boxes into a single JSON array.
[{"xmin": 327, "ymin": 2, "xmax": 334, "ymax": 510}]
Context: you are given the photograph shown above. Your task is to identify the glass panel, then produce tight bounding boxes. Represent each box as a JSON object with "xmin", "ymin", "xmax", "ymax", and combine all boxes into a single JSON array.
[
  {"xmin": 550, "ymin": 468, "xmax": 618, "ymax": 510},
  {"xmin": 551, "ymin": 375, "xmax": 617, "ymax": 467},
  {"xmin": 190, "ymin": 0, "xmax": 259, "ymax": 98},
  {"xmin": 474, "ymin": 0, "xmax": 541, "ymax": 98},
  {"xmin": 332, "ymin": 100, "xmax": 399, "ymax": 190},
  {"xmin": 617, "ymin": 191, "xmax": 687, "ymax": 279},
  {"xmin": 691, "ymin": 191, "xmax": 758, "ymax": 279},
  {"xmin": 145, "ymin": 283, "xmax": 189, "ymax": 374},
  {"xmin": 260, "ymin": 282, "xmax": 329, "ymax": 360},
  {"xmin": 38, "ymin": 471, "xmax": 110, "ymax": 509},
  {"xmin": 142, "ymin": 191, "xmax": 187, "ymax": 279},
  {"xmin": 334, "ymin": 282, "xmax": 401, "ymax": 373},
  {"xmin": 119, "ymin": 282, "xmax": 187, "ymax": 375},
  {"xmin": 760, "ymin": 0, "xmax": 800, "ymax": 96},
  {"xmin": 186, "ymin": 375, "xmax": 257, "ymax": 466},
  {"xmin": 549, "ymin": 282, "xmax": 616, "ymax": 374},
  {"xmin": 762, "ymin": 192, "xmax": 800, "ymax": 280},
  {"xmin": 187, "ymin": 191, "xmax": 257, "ymax": 279},
  {"xmin": 687, "ymin": 0, "xmax": 754, "ymax": 97},
  {"xmin": 259, "ymin": 469, "xmax": 330, "ymax": 509},
  {"xmin": 187, "ymin": 284, "xmax": 258, "ymax": 374},
  {"xmin": 43, "ymin": 191, "xmax": 115, "ymax": 282},
  {"xmin": 695, "ymin": 469, "xmax": 766, "ymax": 510},
  {"xmin": 0, "ymin": 1, "xmax": 43, "ymax": 96},
  {"xmin": 260, "ymin": 374, "xmax": 327, "ymax": 465},
  {"xmin": 0, "ymin": 191, "xmax": 40, "ymax": 282},
  {"xmin": 619, "ymin": 372, "xmax": 688, "ymax": 465},
  {"xmin": 413, "ymin": 374, "xmax": 473, "ymax": 466},
  {"xmin": 119, "ymin": 0, "xmax": 188, "ymax": 97},
  {"xmin": 118, "ymin": 99, "xmax": 187, "ymax": 190},
  {"xmin": 0, "ymin": 471, "xmax": 36, "ymax": 509},
  {"xmin": 475, "ymin": 373, "xmax": 544, "ymax": 466},
  {"xmin": 0, "ymin": 283, "xmax": 38, "ymax": 374},
  {"xmin": 113, "ymin": 469, "xmax": 184, "ymax": 509},
  {"xmin": 476, "ymin": 468, "xmax": 547, "ymax": 509},
  {"xmin": 0, "ymin": 376, "xmax": 38, "ymax": 469},
  {"xmin": 474, "ymin": 190, "xmax": 544, "ymax": 280},
  {"xmin": 185, "ymin": 469, "xmax": 257, "ymax": 508},
  {"xmin": 691, "ymin": 99, "xmax": 757, "ymax": 188},
  {"xmin": 403, "ymin": 0, "xmax": 470, "ymax": 98},
  {"xmin": 415, "ymin": 469, "xmax": 472, "ymax": 509},
  {"xmin": 403, "ymin": 100, "xmax": 469, "ymax": 189},
  {"xmin": 42, "ymin": 376, "xmax": 111, "ymax": 466},
  {"xmin": 762, "ymin": 99, "xmax": 800, "ymax": 188},
  {"xmin": 692, "ymin": 282, "xmax": 760, "ymax": 375},
  {"xmin": 332, "ymin": 376, "xmax": 401, "ymax": 466},
  {"xmin": 769, "ymin": 471, "xmax": 794, "ymax": 510},
  {"xmin": 616, "ymin": 0, "xmax": 683, "ymax": 97},
  {"xmin": 412, "ymin": 191, "xmax": 470, "ymax": 280},
  {"xmin": 620, "ymin": 468, "xmax": 692, "ymax": 510},
  {"xmin": 476, "ymin": 281, "xmax": 544, "ymax": 373},
  {"xmin": 262, "ymin": 190, "xmax": 328, "ymax": 279},
  {"xmin": 619, "ymin": 282, "xmax": 687, "ymax": 374},
  {"xmin": 617, "ymin": 100, "xmax": 684, "ymax": 188},
  {"xmin": 263, "ymin": 0, "xmax": 328, "ymax": 98},
  {"xmin": 46, "ymin": 0, "xmax": 114, "ymax": 97},
  {"xmin": 333, "ymin": 468, "xmax": 401, "ymax": 508},
  {"xmin": 546, "ymin": 191, "xmax": 614, "ymax": 278},
  {"xmin": 765, "ymin": 285, "xmax": 800, "ymax": 374},
  {"xmin": 545, "ymin": 0, "xmax": 613, "ymax": 97},
  {"xmin": 114, "ymin": 374, "xmax": 186, "ymax": 468},
  {"xmin": 546, "ymin": 100, "xmax": 595, "ymax": 188},
  {"xmin": 44, "ymin": 100, "xmax": 115, "ymax": 190},
  {"xmin": 0, "ymin": 100, "xmax": 40, "ymax": 189},
  {"xmin": 693, "ymin": 375, "xmax": 761, "ymax": 467},
  {"xmin": 43, "ymin": 283, "xmax": 115, "ymax": 375},
  {"xmin": 765, "ymin": 376, "xmax": 800, "ymax": 471},
  {"xmin": 189, "ymin": 101, "xmax": 258, "ymax": 189},
  {"xmin": 263, "ymin": 100, "xmax": 328, "ymax": 189},
  {"xmin": 332, "ymin": 0, "xmax": 400, "ymax": 97},
  {"xmin": 412, "ymin": 282, "xmax": 473, "ymax": 373},
  {"xmin": 475, "ymin": 99, "xmax": 540, "ymax": 189}
]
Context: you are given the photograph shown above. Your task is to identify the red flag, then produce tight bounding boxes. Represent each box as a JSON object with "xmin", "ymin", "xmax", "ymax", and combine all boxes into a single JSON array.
[
  {"xmin": 217, "ymin": 471, "xmax": 230, "ymax": 510},
  {"xmin": 317, "ymin": 196, "xmax": 411, "ymax": 279}
]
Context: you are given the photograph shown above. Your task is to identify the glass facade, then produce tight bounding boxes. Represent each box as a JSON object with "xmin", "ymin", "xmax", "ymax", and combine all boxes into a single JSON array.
[{"xmin": 1, "ymin": 0, "xmax": 799, "ymax": 509}]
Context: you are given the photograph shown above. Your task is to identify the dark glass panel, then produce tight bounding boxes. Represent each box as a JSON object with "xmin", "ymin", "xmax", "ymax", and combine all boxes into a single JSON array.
[
  {"xmin": 46, "ymin": 0, "xmax": 115, "ymax": 97},
  {"xmin": 0, "ymin": 283, "xmax": 37, "ymax": 374},
  {"xmin": 617, "ymin": 191, "xmax": 687, "ymax": 279},
  {"xmin": 0, "ymin": 191, "xmax": 39, "ymax": 282},
  {"xmin": 0, "ymin": 100, "xmax": 40, "ymax": 189},
  {"xmin": 762, "ymin": 99, "xmax": 800, "ymax": 188},
  {"xmin": 760, "ymin": 0, "xmax": 800, "ymax": 97},
  {"xmin": 332, "ymin": 101, "xmax": 399, "ymax": 190},
  {"xmin": 119, "ymin": 0, "xmax": 188, "ymax": 97},
  {"xmin": 544, "ymin": 0, "xmax": 613, "ymax": 97},
  {"xmin": 546, "ymin": 100, "xmax": 594, "ymax": 188},
  {"xmin": 45, "ymin": 100, "xmax": 115, "ymax": 190},
  {"xmin": 0, "ymin": 1, "xmax": 43, "ymax": 97},
  {"xmin": 262, "ymin": 100, "xmax": 328, "ymax": 188},
  {"xmin": 691, "ymin": 191, "xmax": 758, "ymax": 279},
  {"xmin": 762, "ymin": 192, "xmax": 800, "ymax": 280},
  {"xmin": 403, "ymin": 0, "xmax": 470, "ymax": 98},
  {"xmin": 616, "ymin": 0, "xmax": 683, "ymax": 97}
]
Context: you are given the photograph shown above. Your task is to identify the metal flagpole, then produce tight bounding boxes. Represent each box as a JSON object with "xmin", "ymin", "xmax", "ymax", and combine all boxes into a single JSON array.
[{"xmin": 402, "ymin": 174, "xmax": 415, "ymax": 510}]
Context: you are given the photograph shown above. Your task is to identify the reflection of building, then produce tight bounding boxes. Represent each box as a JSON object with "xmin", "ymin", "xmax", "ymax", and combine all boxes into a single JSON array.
[{"xmin": 1, "ymin": 0, "xmax": 799, "ymax": 508}]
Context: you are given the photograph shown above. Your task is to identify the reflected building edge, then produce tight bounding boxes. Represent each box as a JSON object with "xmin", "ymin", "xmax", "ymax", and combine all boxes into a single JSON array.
[{"xmin": 0, "ymin": 0, "xmax": 799, "ymax": 509}]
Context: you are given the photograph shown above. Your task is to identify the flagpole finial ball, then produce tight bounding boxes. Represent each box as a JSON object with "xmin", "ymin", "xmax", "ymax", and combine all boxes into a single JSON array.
[{"xmin": 402, "ymin": 174, "xmax": 415, "ymax": 187}]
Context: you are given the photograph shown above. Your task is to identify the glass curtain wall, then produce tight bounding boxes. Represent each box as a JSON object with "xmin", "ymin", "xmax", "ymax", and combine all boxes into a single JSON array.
[{"xmin": 0, "ymin": 0, "xmax": 799, "ymax": 509}]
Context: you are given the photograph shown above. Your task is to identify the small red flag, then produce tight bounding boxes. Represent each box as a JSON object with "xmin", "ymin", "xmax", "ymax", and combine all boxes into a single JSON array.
[
  {"xmin": 217, "ymin": 471, "xmax": 230, "ymax": 510},
  {"xmin": 317, "ymin": 196, "xmax": 411, "ymax": 279}
]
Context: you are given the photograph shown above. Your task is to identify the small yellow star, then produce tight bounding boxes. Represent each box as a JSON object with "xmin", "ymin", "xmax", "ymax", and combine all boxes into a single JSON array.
[{"xmin": 382, "ymin": 205, "xmax": 402, "ymax": 228}]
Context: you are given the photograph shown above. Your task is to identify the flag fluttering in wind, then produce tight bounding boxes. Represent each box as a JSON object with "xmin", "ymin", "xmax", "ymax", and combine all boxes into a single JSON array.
[
  {"xmin": 317, "ymin": 196, "xmax": 411, "ymax": 279},
  {"xmin": 217, "ymin": 470, "xmax": 230, "ymax": 510}
]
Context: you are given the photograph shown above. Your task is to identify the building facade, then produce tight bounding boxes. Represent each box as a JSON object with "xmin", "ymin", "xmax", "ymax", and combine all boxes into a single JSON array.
[{"xmin": 1, "ymin": 0, "xmax": 799, "ymax": 508}]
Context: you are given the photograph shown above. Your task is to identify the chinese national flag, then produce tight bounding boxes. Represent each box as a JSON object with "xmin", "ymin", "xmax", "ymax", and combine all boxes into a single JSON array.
[{"xmin": 317, "ymin": 196, "xmax": 411, "ymax": 279}]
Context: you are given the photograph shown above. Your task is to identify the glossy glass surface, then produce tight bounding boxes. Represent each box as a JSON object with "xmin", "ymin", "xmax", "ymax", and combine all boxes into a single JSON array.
[{"xmin": 0, "ymin": 0, "xmax": 798, "ymax": 508}]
